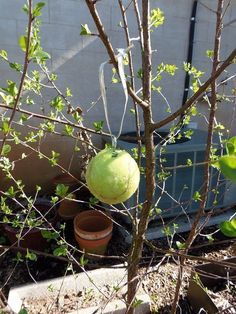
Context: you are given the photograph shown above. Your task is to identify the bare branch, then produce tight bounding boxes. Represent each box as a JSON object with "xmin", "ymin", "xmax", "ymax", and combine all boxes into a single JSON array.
[
  {"xmin": 85, "ymin": 0, "xmax": 148, "ymax": 109},
  {"xmin": 171, "ymin": 1, "xmax": 225, "ymax": 312},
  {"xmin": 0, "ymin": 0, "xmax": 33, "ymax": 154},
  {"xmin": 0, "ymin": 103, "xmax": 110, "ymax": 138}
]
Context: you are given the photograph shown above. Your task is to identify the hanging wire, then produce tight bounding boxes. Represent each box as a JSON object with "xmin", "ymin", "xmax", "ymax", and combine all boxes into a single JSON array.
[{"xmin": 99, "ymin": 38, "xmax": 139, "ymax": 150}]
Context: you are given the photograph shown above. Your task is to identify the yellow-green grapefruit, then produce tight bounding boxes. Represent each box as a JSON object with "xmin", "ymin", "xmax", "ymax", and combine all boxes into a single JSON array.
[
  {"xmin": 219, "ymin": 155, "xmax": 236, "ymax": 182},
  {"xmin": 85, "ymin": 148, "xmax": 140, "ymax": 204}
]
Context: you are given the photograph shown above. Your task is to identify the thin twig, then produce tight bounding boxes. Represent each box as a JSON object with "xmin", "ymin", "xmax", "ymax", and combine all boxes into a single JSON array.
[
  {"xmin": 0, "ymin": 0, "xmax": 32, "ymax": 155},
  {"xmin": 171, "ymin": 1, "xmax": 225, "ymax": 312}
]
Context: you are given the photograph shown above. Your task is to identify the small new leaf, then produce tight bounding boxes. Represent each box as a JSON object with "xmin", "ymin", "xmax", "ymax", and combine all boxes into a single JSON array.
[
  {"xmin": 193, "ymin": 191, "xmax": 201, "ymax": 202},
  {"xmin": 64, "ymin": 125, "xmax": 74, "ymax": 136},
  {"xmin": 176, "ymin": 241, "xmax": 186, "ymax": 250},
  {"xmin": 26, "ymin": 249, "xmax": 37, "ymax": 261},
  {"xmin": 80, "ymin": 254, "xmax": 88, "ymax": 267},
  {"xmin": 80, "ymin": 24, "xmax": 92, "ymax": 36},
  {"xmin": 50, "ymin": 96, "xmax": 64, "ymax": 112},
  {"xmin": 9, "ymin": 62, "xmax": 22, "ymax": 72},
  {"xmin": 0, "ymin": 50, "xmax": 8, "ymax": 60},
  {"xmin": 206, "ymin": 50, "xmax": 214, "ymax": 58},
  {"xmin": 150, "ymin": 8, "xmax": 165, "ymax": 28},
  {"xmin": 19, "ymin": 35, "xmax": 28, "ymax": 52},
  {"xmin": 2, "ymin": 144, "xmax": 11, "ymax": 156},
  {"xmin": 226, "ymin": 137, "xmax": 236, "ymax": 156},
  {"xmin": 93, "ymin": 121, "xmax": 104, "ymax": 132},
  {"xmin": 32, "ymin": 49, "xmax": 51, "ymax": 62},
  {"xmin": 33, "ymin": 2, "xmax": 45, "ymax": 18},
  {"xmin": 55, "ymin": 184, "xmax": 69, "ymax": 198},
  {"xmin": 53, "ymin": 246, "xmax": 67, "ymax": 257},
  {"xmin": 41, "ymin": 230, "xmax": 60, "ymax": 240}
]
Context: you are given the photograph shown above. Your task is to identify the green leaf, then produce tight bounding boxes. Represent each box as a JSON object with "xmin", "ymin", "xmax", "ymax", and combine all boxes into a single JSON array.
[
  {"xmin": 137, "ymin": 68, "xmax": 143, "ymax": 79},
  {"xmin": 133, "ymin": 298, "xmax": 144, "ymax": 308},
  {"xmin": 66, "ymin": 87, "xmax": 72, "ymax": 97},
  {"xmin": 74, "ymin": 146, "xmax": 80, "ymax": 152},
  {"xmin": 176, "ymin": 241, "xmax": 186, "ymax": 249},
  {"xmin": 226, "ymin": 137, "xmax": 236, "ymax": 156},
  {"xmin": 206, "ymin": 235, "xmax": 214, "ymax": 243},
  {"xmin": 50, "ymin": 96, "xmax": 64, "ymax": 112},
  {"xmin": 150, "ymin": 8, "xmax": 165, "ymax": 28},
  {"xmin": 73, "ymin": 111, "xmax": 82, "ymax": 122},
  {"xmin": 32, "ymin": 49, "xmax": 51, "ymax": 62},
  {"xmin": 157, "ymin": 63, "xmax": 178, "ymax": 76},
  {"xmin": 219, "ymin": 155, "xmax": 236, "ymax": 182},
  {"xmin": 19, "ymin": 35, "xmax": 28, "ymax": 52},
  {"xmin": 53, "ymin": 246, "xmax": 67, "ymax": 257},
  {"xmin": 9, "ymin": 62, "xmax": 22, "ymax": 72},
  {"xmin": 89, "ymin": 196, "xmax": 99, "ymax": 205},
  {"xmin": 33, "ymin": 2, "xmax": 45, "ymax": 17},
  {"xmin": 15, "ymin": 252, "xmax": 24, "ymax": 262},
  {"xmin": 154, "ymin": 207, "xmax": 162, "ymax": 215},
  {"xmin": 2, "ymin": 144, "xmax": 11, "ymax": 156},
  {"xmin": 220, "ymin": 218, "xmax": 236, "ymax": 237},
  {"xmin": 51, "ymin": 196, "xmax": 59, "ymax": 204},
  {"xmin": 93, "ymin": 121, "xmax": 104, "ymax": 132},
  {"xmin": 111, "ymin": 77, "xmax": 119, "ymax": 83},
  {"xmin": 80, "ymin": 24, "xmax": 92, "ymax": 36},
  {"xmin": 186, "ymin": 159, "xmax": 192, "ymax": 166},
  {"xmin": 55, "ymin": 184, "xmax": 69, "ymax": 198},
  {"xmin": 41, "ymin": 230, "xmax": 59, "ymax": 240},
  {"xmin": 49, "ymin": 151, "xmax": 60, "ymax": 166},
  {"xmin": 193, "ymin": 191, "xmax": 201, "ymax": 202},
  {"xmin": 0, "ymin": 50, "xmax": 8, "ymax": 60},
  {"xmin": 206, "ymin": 50, "xmax": 214, "ymax": 58},
  {"xmin": 26, "ymin": 249, "xmax": 37, "ymax": 261},
  {"xmin": 214, "ymin": 123, "xmax": 225, "ymax": 131},
  {"xmin": 63, "ymin": 125, "xmax": 74, "ymax": 136},
  {"xmin": 2, "ymin": 80, "xmax": 18, "ymax": 96},
  {"xmin": 79, "ymin": 254, "xmax": 88, "ymax": 267},
  {"xmin": 5, "ymin": 186, "xmax": 17, "ymax": 198}
]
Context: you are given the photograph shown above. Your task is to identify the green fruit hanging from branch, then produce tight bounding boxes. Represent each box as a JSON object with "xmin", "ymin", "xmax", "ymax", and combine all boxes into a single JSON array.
[{"xmin": 86, "ymin": 148, "xmax": 140, "ymax": 205}]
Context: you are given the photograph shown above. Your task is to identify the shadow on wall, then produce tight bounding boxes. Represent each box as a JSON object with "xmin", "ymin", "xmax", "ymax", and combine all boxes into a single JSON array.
[{"xmin": 0, "ymin": 133, "xmax": 83, "ymax": 195}]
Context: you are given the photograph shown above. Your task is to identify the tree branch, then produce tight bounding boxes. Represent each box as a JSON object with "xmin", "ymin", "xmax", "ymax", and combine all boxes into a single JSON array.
[
  {"xmin": 171, "ymin": 1, "xmax": 224, "ymax": 312},
  {"xmin": 0, "ymin": 0, "xmax": 32, "ymax": 155},
  {"xmin": 85, "ymin": 0, "xmax": 148, "ymax": 109},
  {"xmin": 0, "ymin": 103, "xmax": 110, "ymax": 138}
]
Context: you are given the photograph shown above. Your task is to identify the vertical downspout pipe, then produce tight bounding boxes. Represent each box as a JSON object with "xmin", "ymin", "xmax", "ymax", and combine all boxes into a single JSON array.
[{"xmin": 181, "ymin": 0, "xmax": 198, "ymax": 111}]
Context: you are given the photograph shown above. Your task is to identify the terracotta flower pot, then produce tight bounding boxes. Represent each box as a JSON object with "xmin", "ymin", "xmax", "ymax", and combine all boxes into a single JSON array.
[
  {"xmin": 3, "ymin": 198, "xmax": 58, "ymax": 251},
  {"xmin": 74, "ymin": 210, "xmax": 113, "ymax": 255},
  {"xmin": 58, "ymin": 194, "xmax": 83, "ymax": 220}
]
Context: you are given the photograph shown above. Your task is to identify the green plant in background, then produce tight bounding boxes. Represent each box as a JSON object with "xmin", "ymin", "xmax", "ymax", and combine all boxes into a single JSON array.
[
  {"xmin": 217, "ymin": 137, "xmax": 236, "ymax": 238},
  {"xmin": 220, "ymin": 218, "xmax": 236, "ymax": 237},
  {"xmin": 218, "ymin": 137, "xmax": 236, "ymax": 182}
]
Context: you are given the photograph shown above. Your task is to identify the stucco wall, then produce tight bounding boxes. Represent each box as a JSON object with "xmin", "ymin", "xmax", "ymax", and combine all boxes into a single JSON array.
[{"xmin": 0, "ymin": 0, "xmax": 235, "ymax": 192}]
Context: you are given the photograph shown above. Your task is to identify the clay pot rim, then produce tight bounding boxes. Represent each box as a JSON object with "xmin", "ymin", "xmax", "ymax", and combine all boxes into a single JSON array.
[{"xmin": 74, "ymin": 210, "xmax": 113, "ymax": 238}]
